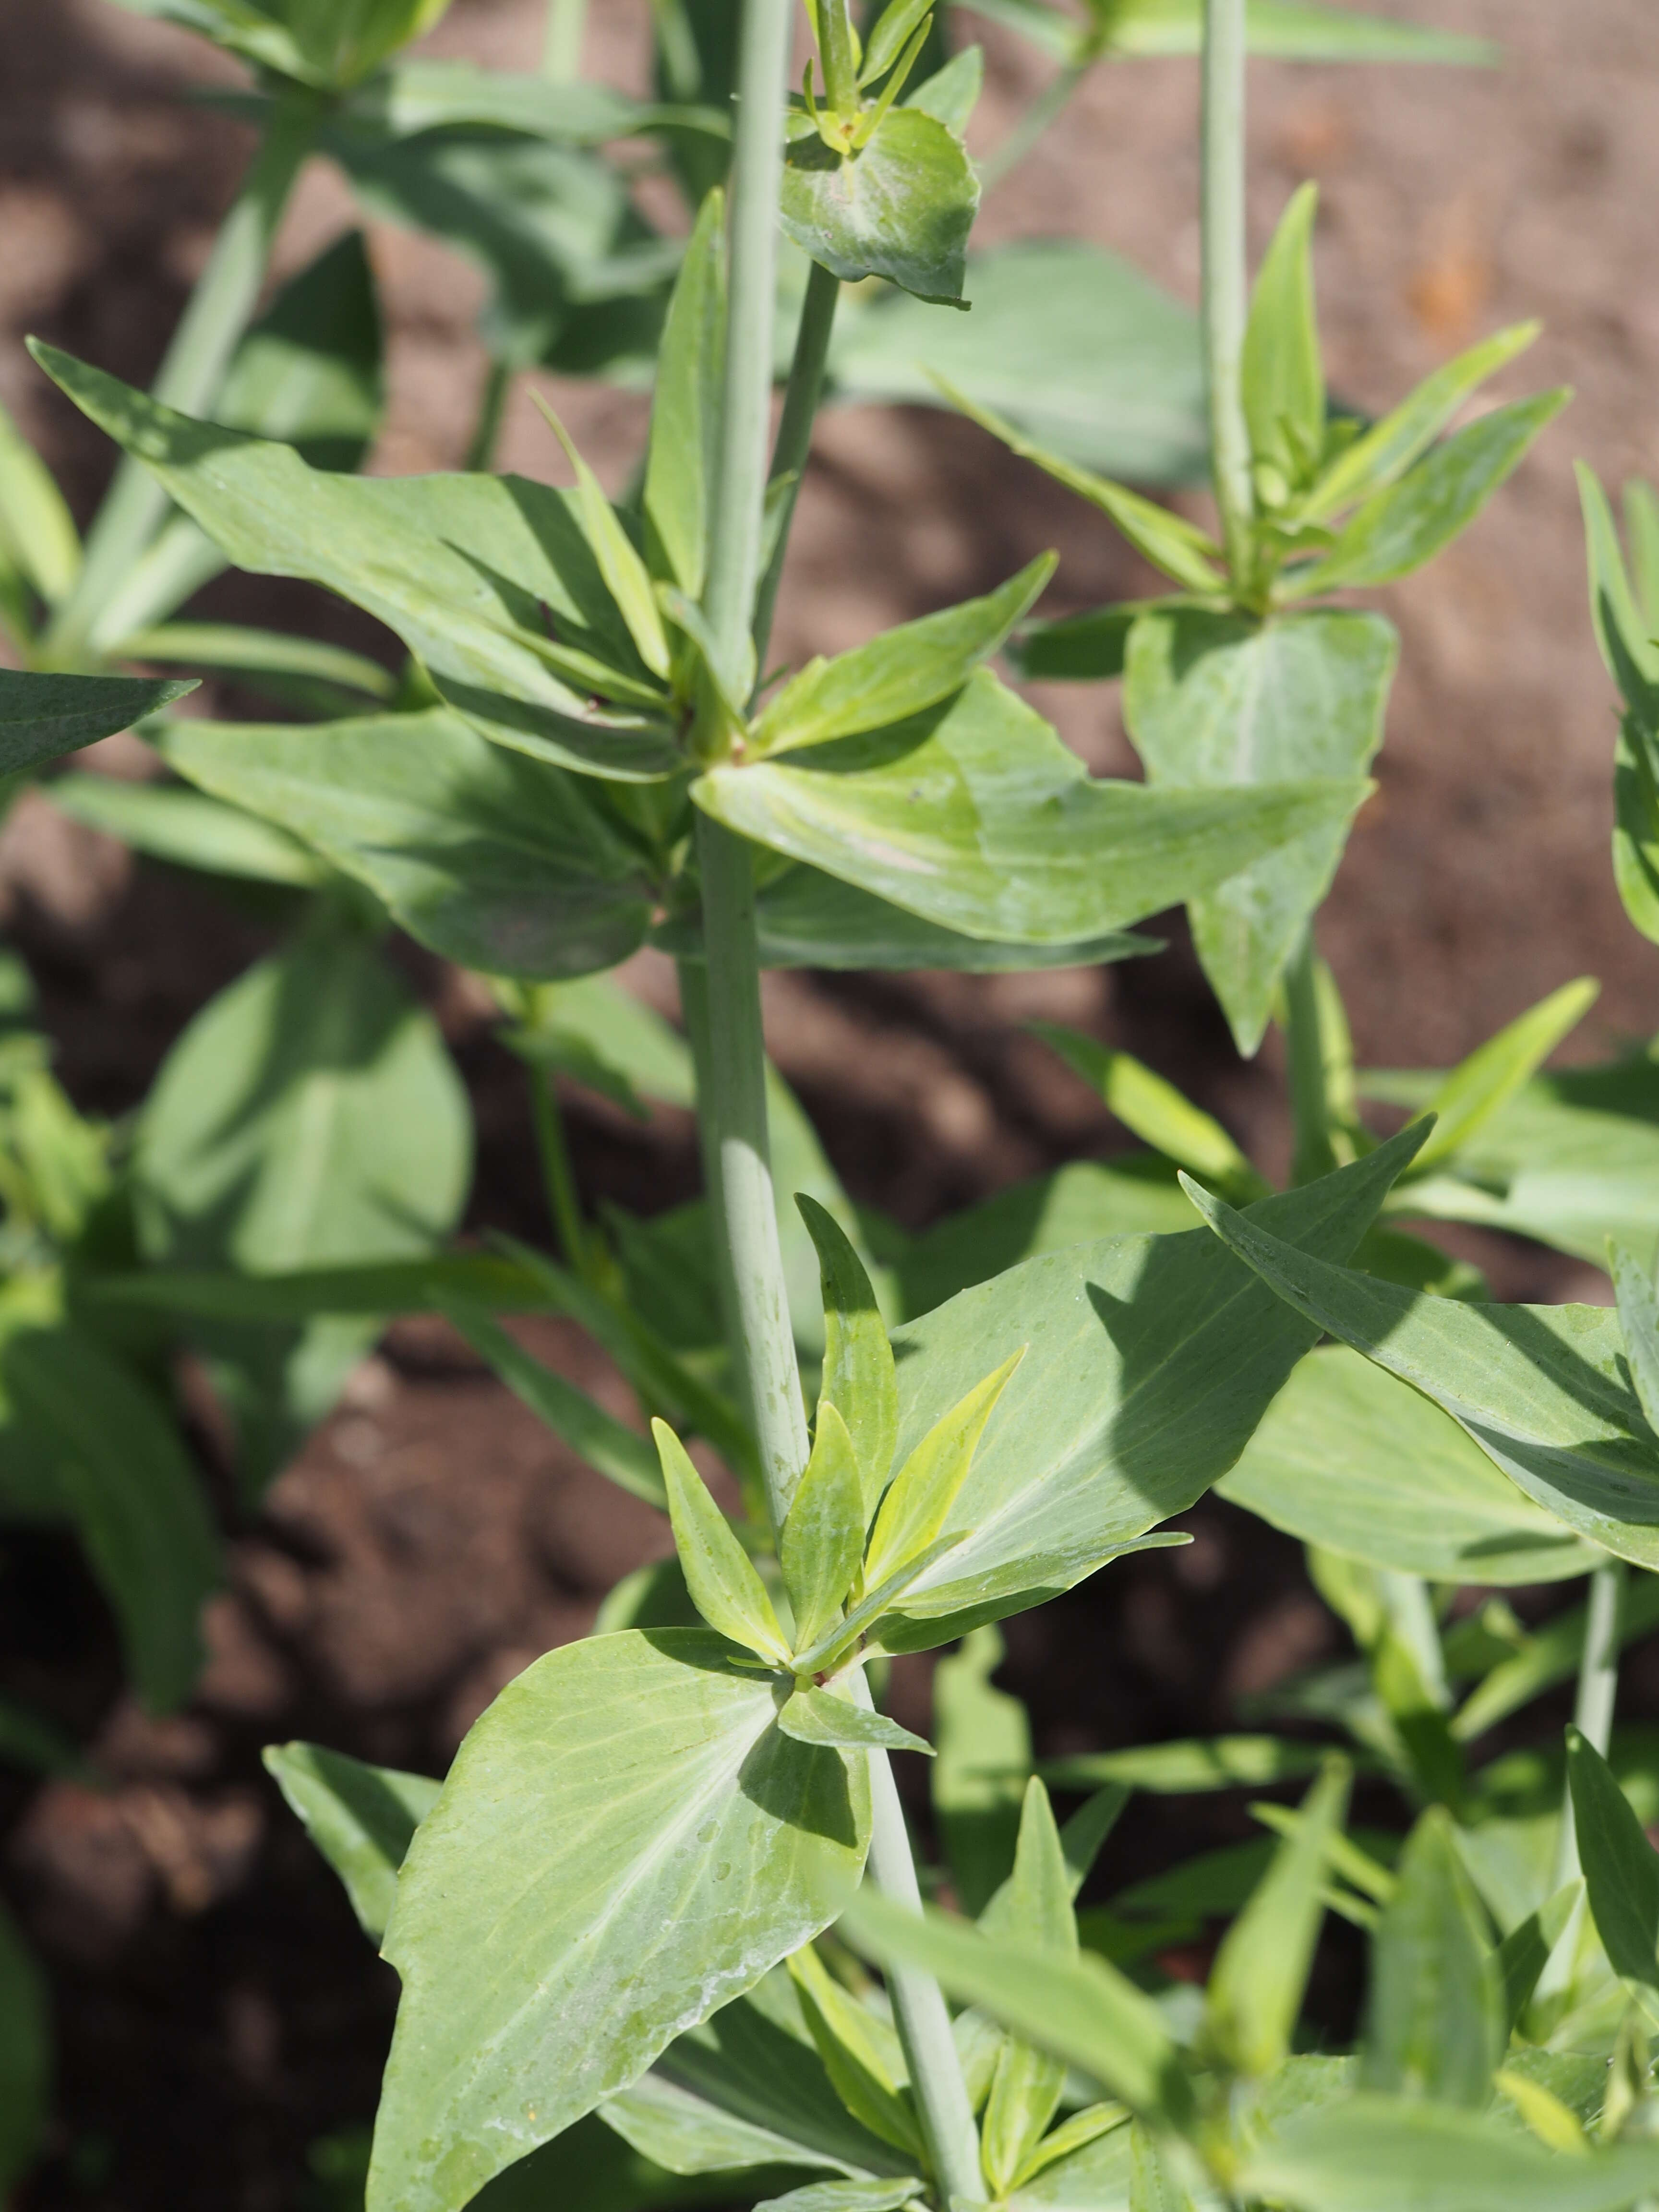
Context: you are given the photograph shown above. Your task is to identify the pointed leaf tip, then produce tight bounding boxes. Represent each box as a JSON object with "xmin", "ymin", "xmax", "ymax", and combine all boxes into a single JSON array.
[{"xmin": 654, "ymin": 1419, "xmax": 790, "ymax": 1663}]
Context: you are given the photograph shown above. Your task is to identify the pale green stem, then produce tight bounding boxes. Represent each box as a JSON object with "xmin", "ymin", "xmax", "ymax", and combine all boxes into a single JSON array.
[
  {"xmin": 466, "ymin": 357, "xmax": 512, "ymax": 473},
  {"xmin": 752, "ymin": 257, "xmax": 841, "ymax": 673},
  {"xmin": 981, "ymin": 58, "xmax": 1090, "ymax": 190},
  {"xmin": 51, "ymin": 85, "xmax": 321, "ymax": 662},
  {"xmin": 1200, "ymin": 0, "xmax": 1255, "ymax": 591},
  {"xmin": 543, "ymin": 0, "xmax": 589, "ymax": 81},
  {"xmin": 530, "ymin": 1069, "xmax": 589, "ymax": 1282},
  {"xmin": 1283, "ymin": 928, "xmax": 1336, "ymax": 1185}
]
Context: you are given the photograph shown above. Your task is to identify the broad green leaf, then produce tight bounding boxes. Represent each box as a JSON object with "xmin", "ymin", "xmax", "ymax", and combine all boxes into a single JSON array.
[
  {"xmin": 1202, "ymin": 1761, "xmax": 1349, "ymax": 2077},
  {"xmin": 1043, "ymin": 1737, "xmax": 1335, "ymax": 1796},
  {"xmin": 1289, "ymin": 389, "xmax": 1570, "ymax": 597},
  {"xmin": 752, "ymin": 2181, "xmax": 921, "ymax": 2212},
  {"xmin": 1005, "ymin": 602, "xmax": 1154, "ymax": 685},
  {"xmin": 372, "ymin": 1631, "xmax": 870, "ymax": 2212},
  {"xmin": 933, "ymin": 1626, "xmax": 1032, "ymax": 1919},
  {"xmin": 779, "ymin": 1687, "xmax": 931, "ymax": 1756},
  {"xmin": 31, "ymin": 345, "xmax": 681, "ymax": 782},
  {"xmin": 789, "ymin": 1945, "xmax": 921, "ymax": 2158},
  {"xmin": 871, "ymin": 1126, "xmax": 1422, "ymax": 1645},
  {"xmin": 1567, "ymin": 1725, "xmax": 1659, "ymax": 2024},
  {"xmin": 1359, "ymin": 1808, "xmax": 1502, "ymax": 2107},
  {"xmin": 159, "ymin": 711, "xmax": 656, "ymax": 979},
  {"xmin": 863, "ymin": 1352, "xmax": 1022, "ymax": 1587},
  {"xmin": 1304, "ymin": 323, "xmax": 1540, "ymax": 522},
  {"xmin": 1407, "ymin": 978, "xmax": 1599, "ymax": 1173},
  {"xmin": 4, "ymin": 1324, "xmax": 219, "ymax": 1713},
  {"xmin": 443, "ymin": 1302, "xmax": 668, "ymax": 1509},
  {"xmin": 0, "ymin": 1894, "xmax": 47, "ymax": 2194},
  {"xmin": 695, "ymin": 668, "xmax": 1370, "ymax": 950},
  {"xmin": 1495, "ymin": 1884, "xmax": 1581, "ymax": 2036},
  {"xmin": 656, "ymin": 1422, "xmax": 790, "ymax": 1662},
  {"xmin": 1184, "ymin": 1173, "xmax": 1659, "ymax": 1566},
  {"xmin": 1005, "ymin": 2111, "xmax": 1136, "ymax": 2208},
  {"xmin": 1240, "ymin": 2094, "xmax": 1659, "ymax": 2212},
  {"xmin": 46, "ymin": 774, "xmax": 324, "ymax": 888},
  {"xmin": 1242, "ymin": 183, "xmax": 1323, "ymax": 490},
  {"xmin": 781, "ymin": 107, "xmax": 976, "ymax": 305},
  {"xmin": 754, "ymin": 558, "xmax": 1055, "ymax": 757},
  {"xmin": 798, "ymin": 1197, "xmax": 898, "ymax": 1515},
  {"xmin": 842, "ymin": 1892, "xmax": 1195, "ymax": 2133},
  {"xmin": 264, "ymin": 1742, "xmax": 440, "ymax": 1943},
  {"xmin": 0, "ymin": 669, "xmax": 195, "ymax": 773},
  {"xmin": 0, "ymin": 394, "xmax": 78, "ymax": 606},
  {"xmin": 645, "ymin": 191, "xmax": 725, "ymax": 598},
  {"xmin": 830, "ymin": 241, "xmax": 1205, "ymax": 484},
  {"xmin": 1032, "ymin": 1026, "xmax": 1267, "ymax": 1199},
  {"xmin": 134, "ymin": 917, "xmax": 469, "ymax": 1491},
  {"xmin": 1613, "ymin": 1239, "xmax": 1659, "ymax": 1444},
  {"xmin": 1123, "ymin": 608, "xmax": 1397, "ymax": 1055},
  {"xmin": 982, "ymin": 1782, "xmax": 1075, "ymax": 2195},
  {"xmin": 531, "ymin": 393, "xmax": 670, "ymax": 678},
  {"xmin": 1217, "ymin": 1347, "xmax": 1601, "ymax": 1586},
  {"xmin": 782, "ymin": 1406, "xmax": 868, "ymax": 1653},
  {"xmin": 937, "ymin": 383, "xmax": 1225, "ymax": 590}
]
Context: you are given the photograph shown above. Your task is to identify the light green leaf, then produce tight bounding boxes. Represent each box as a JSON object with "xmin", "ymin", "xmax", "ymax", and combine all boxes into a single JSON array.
[
  {"xmin": 0, "ymin": 669, "xmax": 196, "ymax": 773},
  {"xmin": 1290, "ymin": 389, "xmax": 1570, "ymax": 597},
  {"xmin": 656, "ymin": 1422, "xmax": 790, "ymax": 1662},
  {"xmin": 1566, "ymin": 1724, "xmax": 1659, "ymax": 2024},
  {"xmin": 371, "ymin": 1630, "xmax": 871, "ymax": 2212},
  {"xmin": 1242, "ymin": 182, "xmax": 1322, "ymax": 489},
  {"xmin": 159, "ymin": 711, "xmax": 656, "ymax": 979},
  {"xmin": 346, "ymin": 58, "xmax": 681, "ymax": 141},
  {"xmin": 798, "ymin": 1197, "xmax": 898, "ymax": 1516},
  {"xmin": 781, "ymin": 107, "xmax": 977, "ymax": 304},
  {"xmin": 88, "ymin": 1251, "xmax": 556, "ymax": 1325},
  {"xmin": 119, "ymin": 622, "xmax": 395, "ymax": 703},
  {"xmin": 503, "ymin": 974, "xmax": 693, "ymax": 1119},
  {"xmin": 863, "ymin": 0, "xmax": 932, "ymax": 83},
  {"xmin": 0, "ymin": 1893, "xmax": 48, "ymax": 2195},
  {"xmin": 1453, "ymin": 1577, "xmax": 1659, "ymax": 1743},
  {"xmin": 779, "ymin": 1687, "xmax": 932, "ymax": 1756},
  {"xmin": 1123, "ymin": 608, "xmax": 1396, "ymax": 1055},
  {"xmin": 1495, "ymin": 1883, "xmax": 1581, "ymax": 2037},
  {"xmin": 0, "ymin": 394, "xmax": 79, "ymax": 607},
  {"xmin": 863, "ymin": 1352, "xmax": 1022, "ymax": 1588},
  {"xmin": 1032, "ymin": 1026, "xmax": 1266, "ymax": 1198},
  {"xmin": 1202, "ymin": 1760, "xmax": 1349, "ymax": 2077},
  {"xmin": 1217, "ymin": 1346, "xmax": 1602, "ymax": 1586},
  {"xmin": 873, "ymin": 1126, "xmax": 1422, "ymax": 1645},
  {"xmin": 936, "ymin": 381, "xmax": 1224, "ymax": 590},
  {"xmin": 1191, "ymin": 1174, "xmax": 1659, "ymax": 1563},
  {"xmin": 754, "ymin": 558, "xmax": 1055, "ymax": 757},
  {"xmin": 933, "ymin": 1626, "xmax": 1032, "ymax": 1920},
  {"xmin": 531, "ymin": 392, "xmax": 670, "ymax": 678},
  {"xmin": 695, "ymin": 668, "xmax": 1370, "ymax": 950},
  {"xmin": 903, "ymin": 45, "xmax": 982, "ymax": 134},
  {"xmin": 1092, "ymin": 0, "xmax": 1497, "ymax": 63},
  {"xmin": 1613, "ymin": 1238, "xmax": 1659, "ymax": 1441},
  {"xmin": 1042, "ymin": 1736, "xmax": 1336, "ymax": 1796},
  {"xmin": 842, "ymin": 1892, "xmax": 1194, "ymax": 2133},
  {"xmin": 44, "ymin": 775, "xmax": 325, "ymax": 888},
  {"xmin": 31, "ymin": 344, "xmax": 681, "ymax": 782},
  {"xmin": 982, "ymin": 1782, "xmax": 1075, "ymax": 2195},
  {"xmin": 1305, "ymin": 323, "xmax": 1539, "ymax": 522},
  {"xmin": 644, "ymin": 190, "xmax": 724, "ymax": 598},
  {"xmin": 1407, "ymin": 978, "xmax": 1599, "ymax": 1172},
  {"xmin": 782, "ymin": 1406, "xmax": 869, "ymax": 1654},
  {"xmin": 1360, "ymin": 1808, "xmax": 1502, "ymax": 2108},
  {"xmin": 789, "ymin": 1944, "xmax": 921, "ymax": 2158},
  {"xmin": 443, "ymin": 1301, "xmax": 668, "ymax": 1509},
  {"xmin": 753, "ymin": 2181, "xmax": 921, "ymax": 2212},
  {"xmin": 263, "ymin": 1742, "xmax": 440, "ymax": 1944},
  {"xmin": 793, "ymin": 1538, "xmax": 968, "ymax": 1675}
]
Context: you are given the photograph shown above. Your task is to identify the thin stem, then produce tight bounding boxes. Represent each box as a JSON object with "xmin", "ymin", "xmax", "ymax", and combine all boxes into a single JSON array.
[
  {"xmin": 530, "ymin": 1069, "xmax": 589, "ymax": 1281},
  {"xmin": 751, "ymin": 258, "xmax": 841, "ymax": 673},
  {"xmin": 543, "ymin": 0, "xmax": 589, "ymax": 81},
  {"xmin": 1200, "ymin": 0, "xmax": 1254, "ymax": 591},
  {"xmin": 466, "ymin": 357, "xmax": 512, "ymax": 473},
  {"xmin": 980, "ymin": 60, "xmax": 1088, "ymax": 190},
  {"xmin": 1283, "ymin": 928, "xmax": 1336, "ymax": 1185},
  {"xmin": 52, "ymin": 86, "xmax": 321, "ymax": 661}
]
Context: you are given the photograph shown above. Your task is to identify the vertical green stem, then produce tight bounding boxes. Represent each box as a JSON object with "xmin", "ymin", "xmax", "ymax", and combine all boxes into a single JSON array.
[
  {"xmin": 530, "ymin": 1070, "xmax": 589, "ymax": 1280},
  {"xmin": 1200, "ymin": 0, "xmax": 1254, "ymax": 590},
  {"xmin": 751, "ymin": 257, "xmax": 841, "ymax": 673},
  {"xmin": 51, "ymin": 86, "xmax": 321, "ymax": 661},
  {"xmin": 543, "ymin": 0, "xmax": 589, "ymax": 80},
  {"xmin": 1283, "ymin": 928, "xmax": 1336, "ymax": 1185},
  {"xmin": 466, "ymin": 357, "xmax": 512, "ymax": 473}
]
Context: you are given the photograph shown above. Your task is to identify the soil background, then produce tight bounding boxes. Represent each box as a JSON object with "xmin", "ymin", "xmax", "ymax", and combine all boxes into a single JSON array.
[{"xmin": 2, "ymin": 0, "xmax": 1659, "ymax": 2205}]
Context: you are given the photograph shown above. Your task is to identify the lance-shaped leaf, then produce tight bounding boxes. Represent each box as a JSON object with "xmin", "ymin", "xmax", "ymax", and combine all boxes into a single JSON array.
[
  {"xmin": 158, "ymin": 711, "xmax": 656, "ymax": 979},
  {"xmin": 798, "ymin": 1198, "xmax": 898, "ymax": 1514},
  {"xmin": 1359, "ymin": 1808, "xmax": 1503, "ymax": 2108},
  {"xmin": 0, "ymin": 394, "xmax": 79, "ymax": 607},
  {"xmin": 1181, "ymin": 1174, "xmax": 1659, "ymax": 1568},
  {"xmin": 644, "ymin": 189, "xmax": 724, "ymax": 597},
  {"xmin": 1242, "ymin": 182, "xmax": 1323, "ymax": 491},
  {"xmin": 0, "ymin": 1893, "xmax": 47, "ymax": 2195},
  {"xmin": 781, "ymin": 107, "xmax": 977, "ymax": 305},
  {"xmin": 695, "ymin": 667, "xmax": 1370, "ymax": 950},
  {"xmin": 0, "ymin": 669, "xmax": 196, "ymax": 774},
  {"xmin": 1217, "ymin": 1347, "xmax": 1602, "ymax": 1587},
  {"xmin": 656, "ymin": 1423, "xmax": 790, "ymax": 1663},
  {"xmin": 1027, "ymin": 0, "xmax": 1500, "ymax": 63},
  {"xmin": 782, "ymin": 1406, "xmax": 869, "ymax": 1654},
  {"xmin": 30, "ymin": 345, "xmax": 681, "ymax": 782},
  {"xmin": 1033, "ymin": 1026, "xmax": 1267, "ymax": 1199},
  {"xmin": 531, "ymin": 393, "xmax": 670, "ymax": 678},
  {"xmin": 1611, "ymin": 1238, "xmax": 1659, "ymax": 1438},
  {"xmin": 981, "ymin": 1782, "xmax": 1075, "ymax": 2195},
  {"xmin": 862, "ymin": 1352, "xmax": 1022, "ymax": 1588},
  {"xmin": 789, "ymin": 1944, "xmax": 922, "ymax": 2158},
  {"xmin": 1494, "ymin": 1884, "xmax": 1581, "ymax": 2035},
  {"xmin": 370, "ymin": 1630, "xmax": 870, "ymax": 2212},
  {"xmin": 842, "ymin": 1891, "xmax": 1195, "ymax": 2133},
  {"xmin": 1453, "ymin": 1578, "xmax": 1659, "ymax": 1743},
  {"xmin": 1123, "ymin": 607, "xmax": 1397, "ymax": 1055},
  {"xmin": 1202, "ymin": 1761, "xmax": 1349, "ymax": 2078},
  {"xmin": 1404, "ymin": 977, "xmax": 1599, "ymax": 1174},
  {"xmin": 1566, "ymin": 1724, "xmax": 1659, "ymax": 2029},
  {"xmin": 1045, "ymin": 1737, "xmax": 1347, "ymax": 1796},
  {"xmin": 779, "ymin": 1687, "xmax": 931, "ymax": 1756},
  {"xmin": 754, "ymin": 558, "xmax": 1055, "ymax": 756},
  {"xmin": 1287, "ymin": 387, "xmax": 1570, "ymax": 597},
  {"xmin": 264, "ymin": 1742, "xmax": 440, "ymax": 1944},
  {"xmin": 869, "ymin": 1125, "xmax": 1425, "ymax": 1648}
]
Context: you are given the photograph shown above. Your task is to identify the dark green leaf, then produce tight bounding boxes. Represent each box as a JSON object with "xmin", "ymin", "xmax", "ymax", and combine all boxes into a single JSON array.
[
  {"xmin": 1567, "ymin": 1724, "xmax": 1659, "ymax": 2021},
  {"xmin": 0, "ymin": 669, "xmax": 195, "ymax": 773},
  {"xmin": 781, "ymin": 107, "xmax": 977, "ymax": 305},
  {"xmin": 0, "ymin": 1893, "xmax": 47, "ymax": 2194},
  {"xmin": 1359, "ymin": 1808, "xmax": 1502, "ymax": 2107},
  {"xmin": 264, "ymin": 1742, "xmax": 440, "ymax": 1943},
  {"xmin": 1495, "ymin": 1884, "xmax": 1581, "ymax": 2036}
]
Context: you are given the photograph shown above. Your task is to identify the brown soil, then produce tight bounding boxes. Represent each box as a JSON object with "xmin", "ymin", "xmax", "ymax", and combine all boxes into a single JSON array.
[{"xmin": 1, "ymin": 0, "xmax": 1658, "ymax": 2205}]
